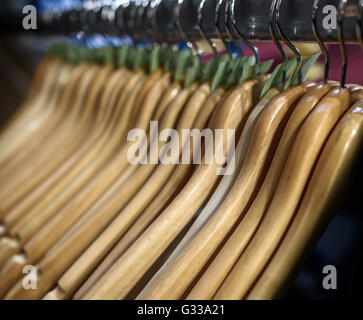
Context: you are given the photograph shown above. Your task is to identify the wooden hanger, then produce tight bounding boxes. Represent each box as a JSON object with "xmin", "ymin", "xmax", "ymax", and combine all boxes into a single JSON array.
[
  {"xmin": 350, "ymin": 86, "xmax": 363, "ymax": 103},
  {"xmin": 32, "ymin": 81, "xmax": 198, "ymax": 300},
  {"xmin": 3, "ymin": 69, "xmax": 147, "ymax": 244},
  {"xmin": 0, "ymin": 64, "xmax": 129, "ymax": 296},
  {"xmin": 2, "ymin": 76, "xmax": 195, "ymax": 299},
  {"xmin": 0, "ymin": 63, "xmax": 116, "ymax": 211},
  {"xmin": 82, "ymin": 79, "xmax": 259, "ymax": 300},
  {"xmin": 3, "ymin": 70, "xmax": 187, "ymax": 299},
  {"xmin": 139, "ymin": 84, "xmax": 307, "ymax": 300},
  {"xmin": 1, "ymin": 62, "xmax": 92, "ymax": 220},
  {"xmin": 186, "ymin": 83, "xmax": 331, "ymax": 299},
  {"xmin": 0, "ymin": 68, "xmax": 147, "ymax": 271},
  {"xmin": 0, "ymin": 62, "xmax": 89, "ymax": 201},
  {"xmin": 0, "ymin": 61, "xmax": 100, "ymax": 211},
  {"xmin": 0, "ymin": 61, "xmax": 72, "ymax": 194},
  {"xmin": 1, "ymin": 66, "xmax": 129, "ymax": 229},
  {"xmin": 214, "ymin": 86, "xmax": 351, "ymax": 299},
  {"xmin": 1, "ymin": 64, "xmax": 120, "ymax": 226},
  {"xmin": 73, "ymin": 86, "xmax": 226, "ymax": 299},
  {"xmin": 0, "ymin": 64, "xmax": 106, "ymax": 215},
  {"xmin": 0, "ymin": 63, "xmax": 100, "ymax": 267},
  {"xmin": 138, "ymin": 87, "xmax": 280, "ymax": 299},
  {"xmin": 0, "ymin": 58, "xmax": 66, "ymax": 166},
  {"xmin": 22, "ymin": 70, "xmax": 171, "ymax": 261},
  {"xmin": 0, "ymin": 60, "xmax": 79, "ymax": 175},
  {"xmin": 0, "ymin": 66, "xmax": 143, "ymax": 297},
  {"xmin": 25, "ymin": 69, "xmax": 167, "ymax": 250},
  {"xmin": 44, "ymin": 82, "xmax": 212, "ymax": 299},
  {"xmin": 246, "ymin": 100, "xmax": 363, "ymax": 300},
  {"xmin": 0, "ymin": 57, "xmax": 58, "ymax": 151}
]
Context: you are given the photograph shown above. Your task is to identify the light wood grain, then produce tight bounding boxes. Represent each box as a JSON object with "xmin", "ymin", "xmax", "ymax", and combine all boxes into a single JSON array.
[
  {"xmin": 247, "ymin": 99, "xmax": 363, "ymax": 300},
  {"xmin": 187, "ymin": 84, "xmax": 331, "ymax": 299},
  {"xmin": 139, "ymin": 88, "xmax": 279, "ymax": 299},
  {"xmin": 74, "ymin": 87, "xmax": 226, "ymax": 299},
  {"xmin": 214, "ymin": 87, "xmax": 351, "ymax": 299},
  {"xmin": 141, "ymin": 85, "xmax": 307, "ymax": 300},
  {"xmin": 84, "ymin": 80, "xmax": 258, "ymax": 300}
]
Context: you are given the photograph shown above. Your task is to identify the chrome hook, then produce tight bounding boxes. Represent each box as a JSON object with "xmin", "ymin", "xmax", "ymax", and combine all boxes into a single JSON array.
[
  {"xmin": 215, "ymin": 0, "xmax": 232, "ymax": 58},
  {"xmin": 275, "ymin": 0, "xmax": 303, "ymax": 84},
  {"xmin": 197, "ymin": 0, "xmax": 218, "ymax": 57},
  {"xmin": 147, "ymin": 0, "xmax": 162, "ymax": 42},
  {"xmin": 312, "ymin": 0, "xmax": 330, "ymax": 82},
  {"xmin": 337, "ymin": 0, "xmax": 348, "ymax": 88},
  {"xmin": 127, "ymin": 0, "xmax": 143, "ymax": 43},
  {"xmin": 269, "ymin": 0, "xmax": 288, "ymax": 82},
  {"xmin": 230, "ymin": 0, "xmax": 260, "ymax": 64},
  {"xmin": 224, "ymin": 0, "xmax": 244, "ymax": 57},
  {"xmin": 136, "ymin": 0, "xmax": 150, "ymax": 42},
  {"xmin": 356, "ymin": 0, "xmax": 363, "ymax": 50},
  {"xmin": 174, "ymin": 0, "xmax": 202, "ymax": 61}
]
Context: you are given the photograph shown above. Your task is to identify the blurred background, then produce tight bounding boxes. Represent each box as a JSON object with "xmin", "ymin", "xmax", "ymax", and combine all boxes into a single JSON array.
[{"xmin": 0, "ymin": 0, "xmax": 362, "ymax": 300}]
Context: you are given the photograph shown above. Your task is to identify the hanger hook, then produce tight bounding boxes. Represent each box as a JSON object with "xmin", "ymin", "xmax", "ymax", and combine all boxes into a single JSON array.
[
  {"xmin": 229, "ymin": 0, "xmax": 260, "ymax": 64},
  {"xmin": 105, "ymin": 1, "xmax": 121, "ymax": 37},
  {"xmin": 174, "ymin": 0, "xmax": 202, "ymax": 61},
  {"xmin": 269, "ymin": 0, "xmax": 288, "ymax": 82},
  {"xmin": 355, "ymin": 0, "xmax": 363, "ymax": 50},
  {"xmin": 147, "ymin": 0, "xmax": 161, "ymax": 43},
  {"xmin": 275, "ymin": 0, "xmax": 303, "ymax": 84},
  {"xmin": 337, "ymin": 0, "xmax": 348, "ymax": 88},
  {"xmin": 312, "ymin": 0, "xmax": 330, "ymax": 82},
  {"xmin": 215, "ymin": 0, "xmax": 233, "ymax": 58},
  {"xmin": 197, "ymin": 0, "xmax": 218, "ymax": 57},
  {"xmin": 224, "ymin": 0, "xmax": 244, "ymax": 57},
  {"xmin": 128, "ymin": 0, "xmax": 142, "ymax": 44},
  {"xmin": 114, "ymin": 1, "xmax": 127, "ymax": 36},
  {"xmin": 117, "ymin": 0, "xmax": 135, "ymax": 45},
  {"xmin": 136, "ymin": 0, "xmax": 150, "ymax": 42}
]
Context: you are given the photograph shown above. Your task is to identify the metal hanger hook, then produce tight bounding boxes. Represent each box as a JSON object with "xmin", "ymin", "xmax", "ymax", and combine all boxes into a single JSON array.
[
  {"xmin": 215, "ymin": 0, "xmax": 232, "ymax": 58},
  {"xmin": 128, "ymin": 0, "xmax": 143, "ymax": 44},
  {"xmin": 275, "ymin": 0, "xmax": 303, "ymax": 84},
  {"xmin": 173, "ymin": 0, "xmax": 202, "ymax": 61},
  {"xmin": 197, "ymin": 0, "xmax": 218, "ymax": 57},
  {"xmin": 224, "ymin": 0, "xmax": 244, "ymax": 57},
  {"xmin": 229, "ymin": 0, "xmax": 260, "ymax": 64},
  {"xmin": 356, "ymin": 0, "xmax": 363, "ymax": 50},
  {"xmin": 147, "ymin": 0, "xmax": 162, "ymax": 43},
  {"xmin": 269, "ymin": 0, "xmax": 288, "ymax": 82},
  {"xmin": 337, "ymin": 0, "xmax": 348, "ymax": 88},
  {"xmin": 312, "ymin": 0, "xmax": 330, "ymax": 82},
  {"xmin": 114, "ymin": 1, "xmax": 129, "ymax": 36},
  {"xmin": 136, "ymin": 0, "xmax": 150, "ymax": 42}
]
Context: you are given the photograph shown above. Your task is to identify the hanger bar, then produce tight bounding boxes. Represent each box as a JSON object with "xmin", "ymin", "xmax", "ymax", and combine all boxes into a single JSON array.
[{"xmin": 0, "ymin": 0, "xmax": 362, "ymax": 44}]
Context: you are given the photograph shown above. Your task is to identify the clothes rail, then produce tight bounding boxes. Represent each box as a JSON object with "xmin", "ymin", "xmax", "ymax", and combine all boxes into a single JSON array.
[{"xmin": 1, "ymin": 0, "xmax": 362, "ymax": 44}]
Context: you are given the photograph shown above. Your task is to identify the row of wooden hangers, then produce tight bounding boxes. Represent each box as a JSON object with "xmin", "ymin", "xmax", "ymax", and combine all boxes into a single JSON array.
[{"xmin": 0, "ymin": 0, "xmax": 362, "ymax": 300}]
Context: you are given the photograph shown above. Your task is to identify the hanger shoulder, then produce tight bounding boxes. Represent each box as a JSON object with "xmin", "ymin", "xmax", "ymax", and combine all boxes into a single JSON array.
[
  {"xmin": 214, "ymin": 87, "xmax": 351, "ymax": 299},
  {"xmin": 83, "ymin": 80, "xmax": 258, "ymax": 300},
  {"xmin": 47, "ymin": 81, "xmax": 204, "ymax": 299},
  {"xmin": 142, "ymin": 84, "xmax": 308, "ymax": 300},
  {"xmin": 247, "ymin": 99, "xmax": 363, "ymax": 300},
  {"xmin": 75, "ymin": 87, "xmax": 226, "ymax": 299},
  {"xmin": 141, "ymin": 87, "xmax": 270, "ymax": 299},
  {"xmin": 187, "ymin": 83, "xmax": 332, "ymax": 299}
]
